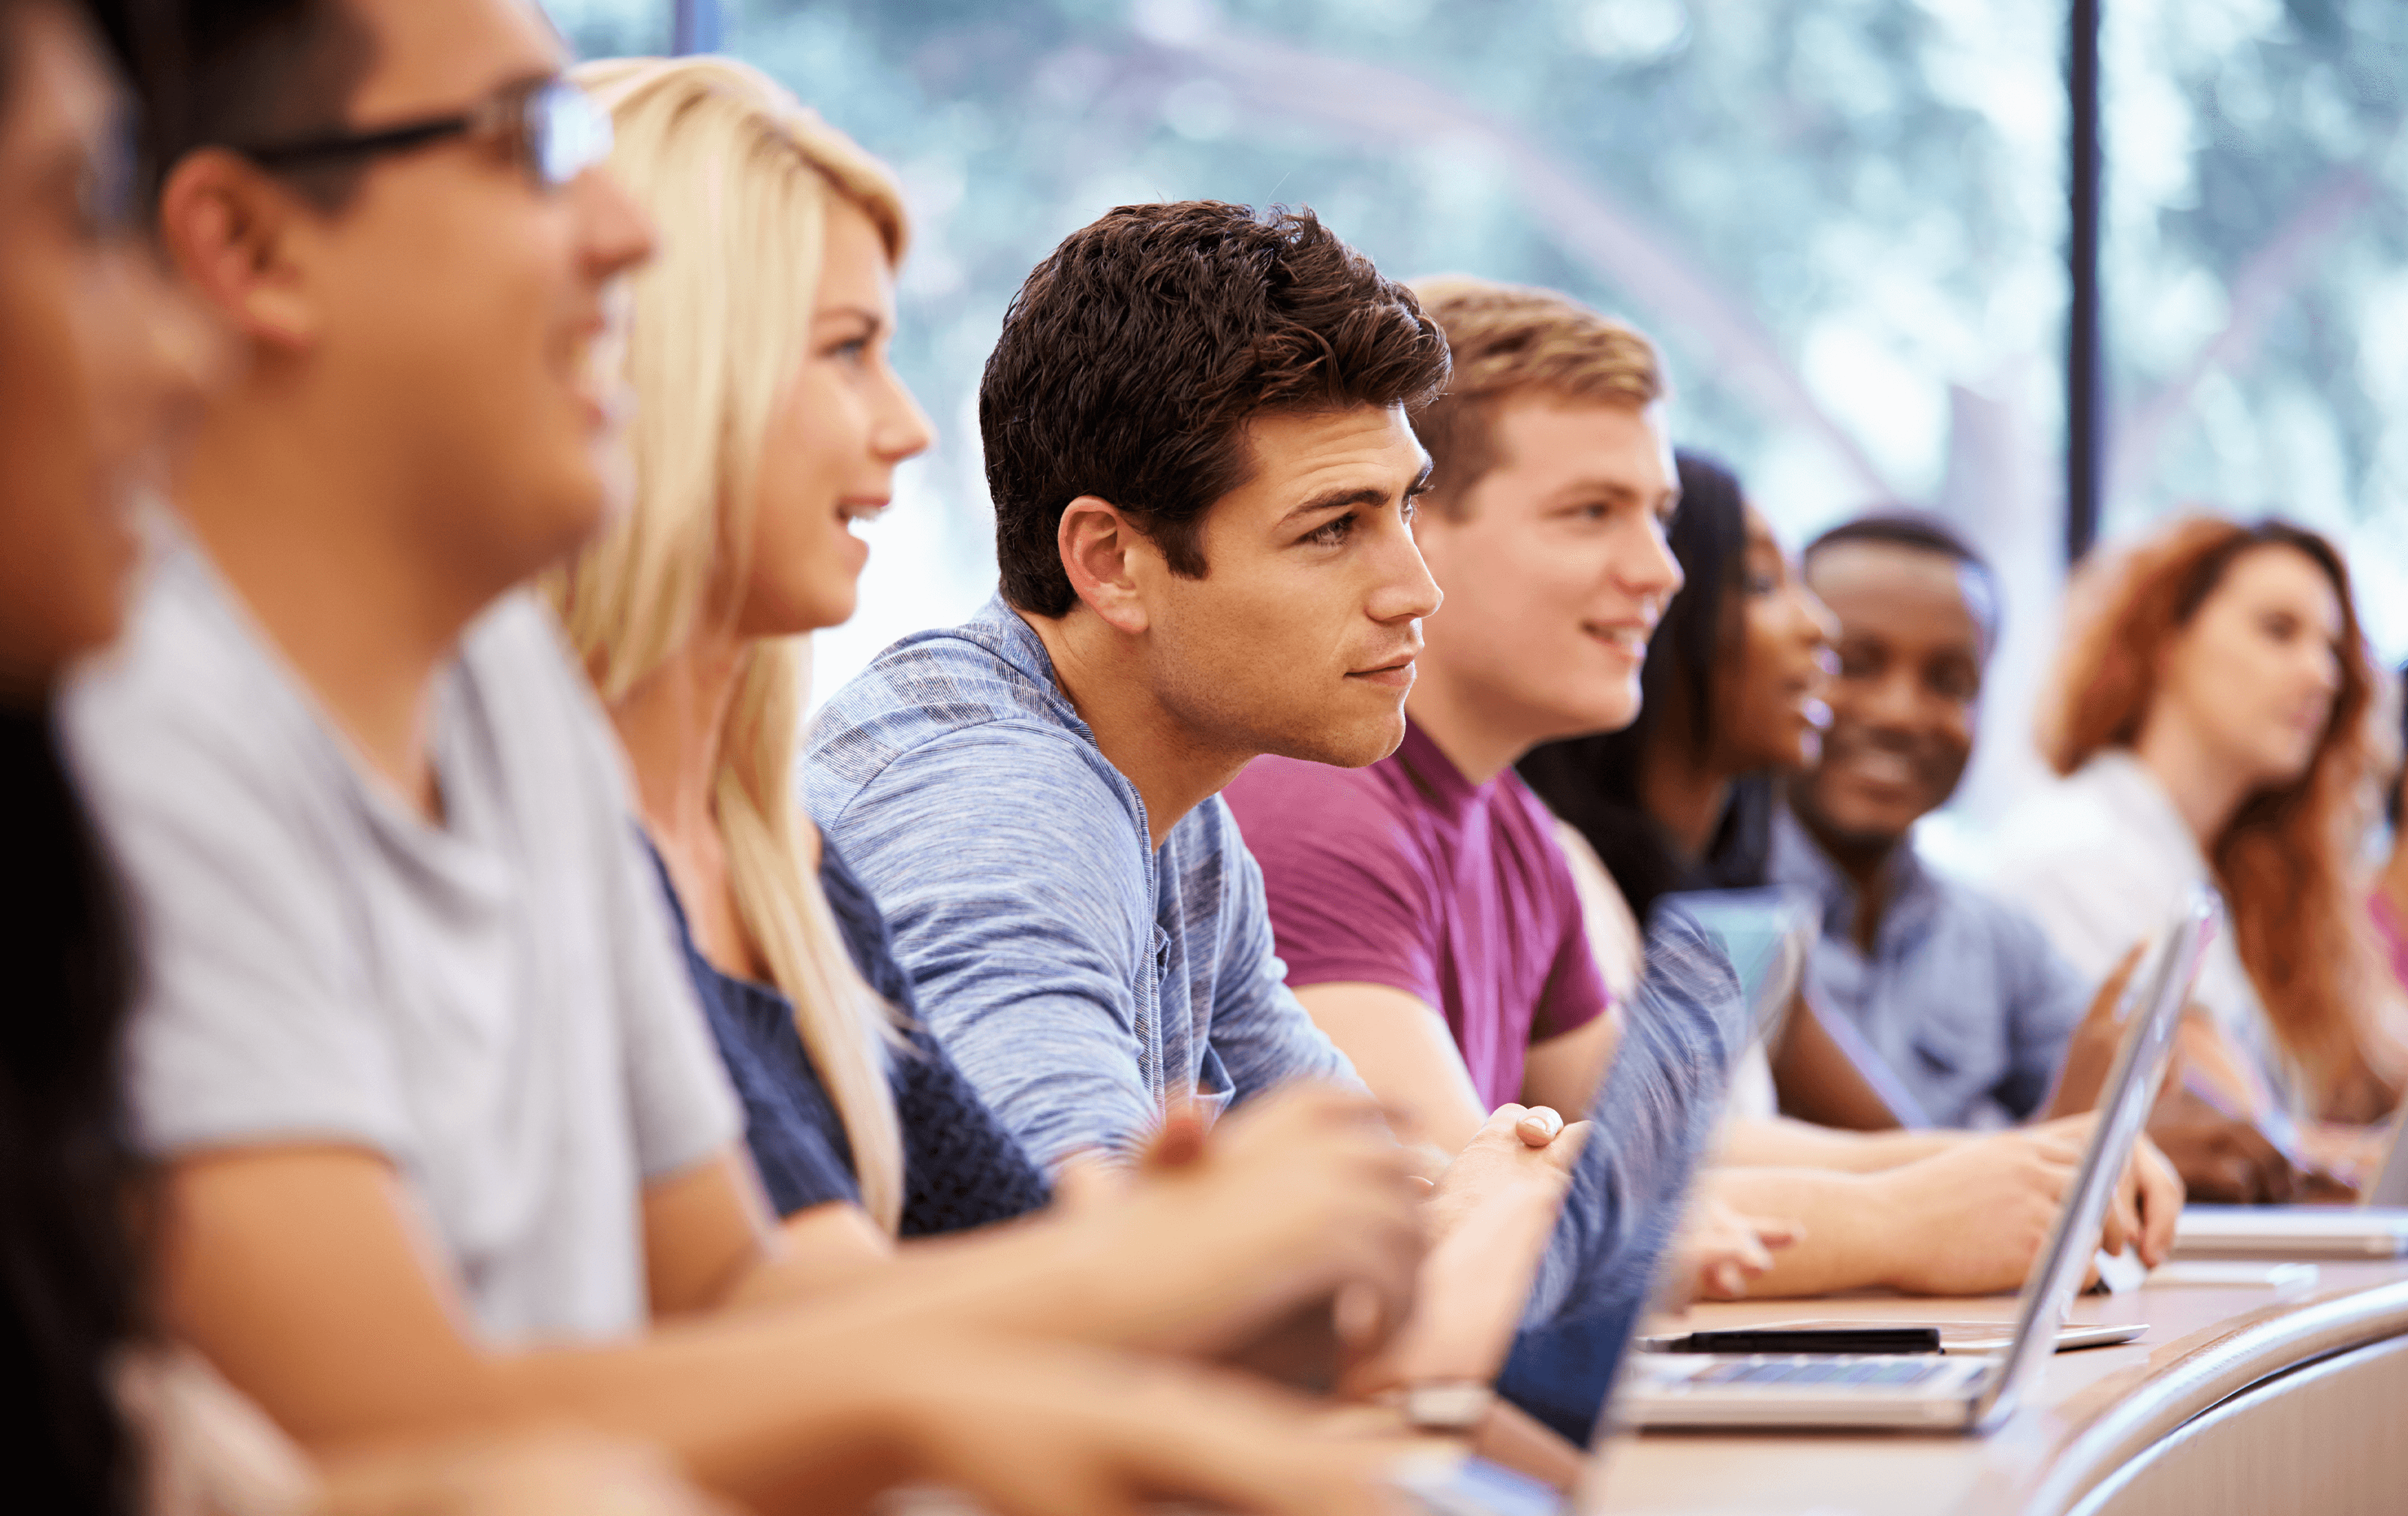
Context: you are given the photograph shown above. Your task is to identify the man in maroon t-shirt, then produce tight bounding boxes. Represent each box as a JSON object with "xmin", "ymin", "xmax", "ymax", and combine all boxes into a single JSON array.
[
  {"xmin": 1230, "ymin": 278, "xmax": 2183, "ymax": 1306},
  {"xmin": 1225, "ymin": 278, "xmax": 1681, "ymax": 1157}
]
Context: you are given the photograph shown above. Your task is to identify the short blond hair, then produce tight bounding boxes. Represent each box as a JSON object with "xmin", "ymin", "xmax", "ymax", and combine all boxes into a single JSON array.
[{"xmin": 1407, "ymin": 275, "xmax": 1666, "ymax": 519}]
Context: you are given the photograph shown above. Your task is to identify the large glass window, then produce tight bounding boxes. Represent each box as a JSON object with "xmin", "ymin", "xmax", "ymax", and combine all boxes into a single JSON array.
[{"xmin": 544, "ymin": 0, "xmax": 2408, "ymax": 823}]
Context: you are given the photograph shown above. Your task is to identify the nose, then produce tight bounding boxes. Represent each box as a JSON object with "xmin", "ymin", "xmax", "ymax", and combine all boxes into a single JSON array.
[
  {"xmin": 876, "ymin": 368, "xmax": 936, "ymax": 466},
  {"xmin": 576, "ymin": 164, "xmax": 657, "ymax": 283},
  {"xmin": 1369, "ymin": 509, "xmax": 1443, "ymax": 624},
  {"xmin": 1622, "ymin": 511, "xmax": 1685, "ymax": 607},
  {"xmin": 2307, "ymin": 638, "xmax": 2343, "ymax": 697}
]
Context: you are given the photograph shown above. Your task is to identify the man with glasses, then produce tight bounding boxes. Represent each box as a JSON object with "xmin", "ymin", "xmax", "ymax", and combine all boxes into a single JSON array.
[{"xmin": 64, "ymin": 3, "xmax": 1414, "ymax": 1511}]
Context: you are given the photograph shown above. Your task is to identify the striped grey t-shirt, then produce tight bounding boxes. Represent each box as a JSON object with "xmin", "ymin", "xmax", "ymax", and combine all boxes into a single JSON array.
[{"xmin": 803, "ymin": 597, "xmax": 1359, "ymax": 1169}]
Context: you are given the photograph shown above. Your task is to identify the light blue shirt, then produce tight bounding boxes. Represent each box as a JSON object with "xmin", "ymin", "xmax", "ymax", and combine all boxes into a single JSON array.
[
  {"xmin": 1771, "ymin": 802, "xmax": 2087, "ymax": 1128},
  {"xmin": 803, "ymin": 597, "xmax": 1356, "ymax": 1169}
]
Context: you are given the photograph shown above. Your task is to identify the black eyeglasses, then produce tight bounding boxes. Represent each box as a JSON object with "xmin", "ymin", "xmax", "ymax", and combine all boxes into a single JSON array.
[{"xmin": 235, "ymin": 77, "xmax": 613, "ymax": 191}]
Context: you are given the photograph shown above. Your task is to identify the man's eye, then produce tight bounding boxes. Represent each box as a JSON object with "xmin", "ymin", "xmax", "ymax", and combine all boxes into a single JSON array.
[
  {"xmin": 1399, "ymin": 495, "xmax": 1421, "ymax": 525},
  {"xmin": 1304, "ymin": 513, "xmax": 1357, "ymax": 547}
]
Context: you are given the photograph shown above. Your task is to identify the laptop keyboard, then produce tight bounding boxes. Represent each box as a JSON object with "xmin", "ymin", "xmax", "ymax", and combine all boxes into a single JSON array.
[{"xmin": 1689, "ymin": 1356, "xmax": 1953, "ymax": 1388}]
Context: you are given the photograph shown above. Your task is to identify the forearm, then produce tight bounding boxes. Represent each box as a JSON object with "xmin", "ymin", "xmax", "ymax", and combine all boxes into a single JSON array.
[
  {"xmin": 754, "ymin": 1206, "xmax": 1252, "ymax": 1358},
  {"xmin": 1715, "ymin": 1116, "xmax": 1967, "ymax": 1173},
  {"xmin": 1697, "ymin": 1167, "xmax": 1903, "ymax": 1298}
]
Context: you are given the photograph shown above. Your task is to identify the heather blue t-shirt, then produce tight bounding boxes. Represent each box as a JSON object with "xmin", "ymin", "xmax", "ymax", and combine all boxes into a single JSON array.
[
  {"xmin": 804, "ymin": 597, "xmax": 1739, "ymax": 1337},
  {"xmin": 801, "ymin": 597, "xmax": 1358, "ymax": 1170}
]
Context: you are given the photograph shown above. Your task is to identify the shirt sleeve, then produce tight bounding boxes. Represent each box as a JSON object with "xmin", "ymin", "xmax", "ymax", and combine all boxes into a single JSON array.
[
  {"xmin": 1201, "ymin": 807, "xmax": 1362, "ymax": 1102},
  {"xmin": 63, "ymin": 660, "xmax": 419, "ymax": 1161},
  {"xmin": 813, "ymin": 722, "xmax": 1167, "ymax": 1170},
  {"xmin": 1529, "ymin": 815, "xmax": 1613, "ymax": 1042},
  {"xmin": 892, "ymin": 1030, "xmax": 1055, "ymax": 1235}
]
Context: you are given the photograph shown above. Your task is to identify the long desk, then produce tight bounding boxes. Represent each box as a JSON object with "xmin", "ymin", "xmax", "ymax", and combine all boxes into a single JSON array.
[{"xmin": 1589, "ymin": 1259, "xmax": 2408, "ymax": 1515}]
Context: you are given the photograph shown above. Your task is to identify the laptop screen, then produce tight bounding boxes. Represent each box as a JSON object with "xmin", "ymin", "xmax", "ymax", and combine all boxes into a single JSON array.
[{"xmin": 1971, "ymin": 886, "xmax": 2218, "ymax": 1429}]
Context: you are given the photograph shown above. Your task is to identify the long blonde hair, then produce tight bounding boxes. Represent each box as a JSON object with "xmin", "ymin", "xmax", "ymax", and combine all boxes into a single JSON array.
[{"xmin": 554, "ymin": 56, "xmax": 909, "ymax": 1229}]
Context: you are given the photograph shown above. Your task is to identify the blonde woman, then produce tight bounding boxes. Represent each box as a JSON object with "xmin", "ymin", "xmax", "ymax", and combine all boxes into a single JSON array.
[
  {"xmin": 567, "ymin": 50, "xmax": 1027, "ymax": 1253},
  {"xmin": 553, "ymin": 54, "xmax": 1585, "ymax": 1436}
]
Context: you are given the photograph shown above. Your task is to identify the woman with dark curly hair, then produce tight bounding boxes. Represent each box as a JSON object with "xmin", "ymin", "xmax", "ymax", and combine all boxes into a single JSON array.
[{"xmin": 1992, "ymin": 515, "xmax": 2406, "ymax": 1151}]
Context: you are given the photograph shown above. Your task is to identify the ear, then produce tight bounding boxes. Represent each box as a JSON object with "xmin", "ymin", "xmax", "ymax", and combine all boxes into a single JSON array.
[
  {"xmin": 155, "ymin": 149, "xmax": 323, "ymax": 353},
  {"xmin": 1057, "ymin": 495, "xmax": 1153, "ymax": 636}
]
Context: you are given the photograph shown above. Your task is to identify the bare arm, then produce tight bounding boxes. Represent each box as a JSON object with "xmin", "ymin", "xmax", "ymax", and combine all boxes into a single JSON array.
[
  {"xmin": 1295, "ymin": 982, "xmax": 1488, "ymax": 1157},
  {"xmin": 1703, "ymin": 1119, "xmax": 2176, "ymax": 1299},
  {"xmin": 160, "ymin": 1129, "xmax": 1423, "ymax": 1513},
  {"xmin": 1520, "ymin": 1012, "xmax": 1618, "ymax": 1122},
  {"xmin": 1713, "ymin": 1115, "xmax": 1969, "ymax": 1173},
  {"xmin": 161, "ymin": 1145, "xmax": 927, "ymax": 1508}
]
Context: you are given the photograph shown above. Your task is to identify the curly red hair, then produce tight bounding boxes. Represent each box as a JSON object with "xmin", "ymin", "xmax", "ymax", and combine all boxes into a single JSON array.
[{"xmin": 2040, "ymin": 514, "xmax": 2393, "ymax": 1118}]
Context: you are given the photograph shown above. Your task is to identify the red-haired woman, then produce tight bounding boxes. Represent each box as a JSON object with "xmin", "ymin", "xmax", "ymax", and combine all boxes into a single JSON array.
[{"xmin": 1992, "ymin": 516, "xmax": 2405, "ymax": 1168}]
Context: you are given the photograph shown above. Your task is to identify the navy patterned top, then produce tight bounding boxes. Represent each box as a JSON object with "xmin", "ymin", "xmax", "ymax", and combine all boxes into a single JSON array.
[{"xmin": 649, "ymin": 836, "xmax": 1052, "ymax": 1236}]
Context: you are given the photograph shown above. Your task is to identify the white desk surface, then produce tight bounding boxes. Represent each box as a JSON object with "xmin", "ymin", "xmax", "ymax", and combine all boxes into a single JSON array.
[{"xmin": 1586, "ymin": 1258, "xmax": 2408, "ymax": 1516}]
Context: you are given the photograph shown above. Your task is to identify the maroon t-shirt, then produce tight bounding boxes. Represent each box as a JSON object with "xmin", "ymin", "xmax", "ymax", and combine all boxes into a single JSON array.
[{"xmin": 1223, "ymin": 721, "xmax": 1611, "ymax": 1111}]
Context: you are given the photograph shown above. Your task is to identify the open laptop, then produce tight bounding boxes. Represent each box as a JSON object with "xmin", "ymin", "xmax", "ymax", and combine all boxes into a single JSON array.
[
  {"xmin": 1604, "ymin": 887, "xmax": 2216, "ymax": 1432},
  {"xmin": 1657, "ymin": 886, "xmax": 1815, "ymax": 1054},
  {"xmin": 2168, "ymin": 1031, "xmax": 2408, "ymax": 1261}
]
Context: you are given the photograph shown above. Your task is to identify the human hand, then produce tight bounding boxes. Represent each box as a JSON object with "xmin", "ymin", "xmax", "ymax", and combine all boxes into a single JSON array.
[
  {"xmin": 1120, "ymin": 1084, "xmax": 1426, "ymax": 1356},
  {"xmin": 1422, "ymin": 1103, "xmax": 1594, "ymax": 1248},
  {"xmin": 1871, "ymin": 1123, "xmax": 2088, "ymax": 1295},
  {"xmin": 2298, "ymin": 1121, "xmax": 2391, "ymax": 1197},
  {"xmin": 879, "ymin": 1339, "xmax": 1405, "ymax": 1516},
  {"xmin": 2146, "ymin": 1085, "xmax": 2299, "ymax": 1203},
  {"xmin": 1670, "ymin": 1196, "xmax": 1802, "ymax": 1304},
  {"xmin": 2109, "ymin": 1133, "xmax": 2183, "ymax": 1268},
  {"xmin": 1341, "ymin": 1117, "xmax": 1589, "ymax": 1397},
  {"xmin": 2046, "ymin": 943, "xmax": 2148, "ymax": 1118},
  {"xmin": 2066, "ymin": 1114, "xmax": 2184, "ymax": 1270}
]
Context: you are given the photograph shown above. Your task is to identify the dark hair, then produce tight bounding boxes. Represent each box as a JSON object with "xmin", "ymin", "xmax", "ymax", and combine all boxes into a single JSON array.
[
  {"xmin": 85, "ymin": 0, "xmax": 375, "ymax": 211},
  {"xmin": 0, "ymin": 708, "xmax": 148, "ymax": 1514},
  {"xmin": 1517, "ymin": 449, "xmax": 1769, "ymax": 920},
  {"xmin": 981, "ymin": 202, "xmax": 1450, "ymax": 618},
  {"xmin": 1804, "ymin": 507, "xmax": 2001, "ymax": 654}
]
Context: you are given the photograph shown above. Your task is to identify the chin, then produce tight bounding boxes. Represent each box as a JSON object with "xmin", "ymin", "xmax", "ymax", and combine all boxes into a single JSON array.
[
  {"xmin": 1549, "ymin": 690, "xmax": 1641, "ymax": 741},
  {"xmin": 1280, "ymin": 709, "xmax": 1408, "ymax": 769}
]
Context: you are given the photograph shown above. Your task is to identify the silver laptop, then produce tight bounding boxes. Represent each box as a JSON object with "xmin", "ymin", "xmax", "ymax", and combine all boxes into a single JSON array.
[
  {"xmin": 2170, "ymin": 1204, "xmax": 2408, "ymax": 1260},
  {"xmin": 1606, "ymin": 887, "xmax": 2217, "ymax": 1432},
  {"xmin": 2166, "ymin": 1045, "xmax": 2408, "ymax": 1261},
  {"xmin": 1658, "ymin": 886, "xmax": 1816, "ymax": 1053}
]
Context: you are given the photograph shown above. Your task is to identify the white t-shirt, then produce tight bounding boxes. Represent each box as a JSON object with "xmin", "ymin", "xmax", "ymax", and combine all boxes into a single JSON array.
[
  {"xmin": 64, "ymin": 540, "xmax": 743, "ymax": 1346},
  {"xmin": 1986, "ymin": 748, "xmax": 2295, "ymax": 1111}
]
